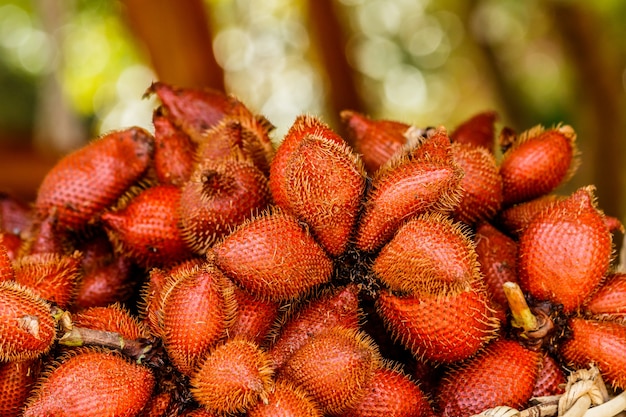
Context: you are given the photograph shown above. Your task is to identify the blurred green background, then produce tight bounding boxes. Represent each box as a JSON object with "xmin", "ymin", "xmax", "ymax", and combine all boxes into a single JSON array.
[{"xmin": 0, "ymin": 0, "xmax": 625, "ymax": 225}]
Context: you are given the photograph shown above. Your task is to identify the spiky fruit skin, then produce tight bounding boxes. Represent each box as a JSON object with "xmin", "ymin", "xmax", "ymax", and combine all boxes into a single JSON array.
[
  {"xmin": 0, "ymin": 281, "xmax": 55, "ymax": 362},
  {"xmin": 376, "ymin": 288, "xmax": 497, "ymax": 363},
  {"xmin": 190, "ymin": 338, "xmax": 274, "ymax": 415},
  {"xmin": 450, "ymin": 111, "xmax": 497, "ymax": 152},
  {"xmin": 0, "ymin": 233, "xmax": 14, "ymax": 282},
  {"xmin": 437, "ymin": 339, "xmax": 541, "ymax": 417},
  {"xmin": 355, "ymin": 129, "xmax": 463, "ymax": 252},
  {"xmin": 153, "ymin": 109, "xmax": 196, "ymax": 186},
  {"xmin": 228, "ymin": 285, "xmax": 280, "ymax": 344},
  {"xmin": 340, "ymin": 110, "xmax": 411, "ymax": 175},
  {"xmin": 179, "ymin": 158, "xmax": 271, "ymax": 255},
  {"xmin": 517, "ymin": 187, "xmax": 612, "ymax": 313},
  {"xmin": 0, "ymin": 232, "xmax": 21, "ymax": 260},
  {"xmin": 451, "ymin": 142, "xmax": 503, "ymax": 225},
  {"xmin": 0, "ymin": 359, "xmax": 40, "ymax": 417},
  {"xmin": 373, "ymin": 213, "xmax": 478, "ymax": 294},
  {"xmin": 13, "ymin": 251, "xmax": 82, "ymax": 309},
  {"xmin": 559, "ymin": 318, "xmax": 626, "ymax": 389},
  {"xmin": 584, "ymin": 272, "xmax": 626, "ymax": 316},
  {"xmin": 161, "ymin": 263, "xmax": 236, "ymax": 376},
  {"xmin": 278, "ymin": 327, "xmax": 380, "ymax": 414},
  {"xmin": 269, "ymin": 116, "xmax": 367, "ymax": 256},
  {"xmin": 247, "ymin": 379, "xmax": 322, "ymax": 417},
  {"xmin": 72, "ymin": 305, "xmax": 150, "ymax": 340},
  {"xmin": 499, "ymin": 125, "xmax": 578, "ymax": 206},
  {"xmin": 497, "ymin": 194, "xmax": 563, "ymax": 236},
  {"xmin": 337, "ymin": 365, "xmax": 435, "ymax": 417},
  {"xmin": 73, "ymin": 255, "xmax": 134, "ymax": 310},
  {"xmin": 35, "ymin": 127, "xmax": 154, "ymax": 231},
  {"xmin": 212, "ymin": 210, "xmax": 334, "ymax": 301},
  {"xmin": 102, "ymin": 184, "xmax": 191, "ymax": 268},
  {"xmin": 136, "ymin": 392, "xmax": 172, "ymax": 417},
  {"xmin": 269, "ymin": 285, "xmax": 361, "ymax": 370},
  {"xmin": 474, "ymin": 222, "xmax": 518, "ymax": 308},
  {"xmin": 23, "ymin": 349, "xmax": 155, "ymax": 417},
  {"xmin": 532, "ymin": 354, "xmax": 565, "ymax": 397}
]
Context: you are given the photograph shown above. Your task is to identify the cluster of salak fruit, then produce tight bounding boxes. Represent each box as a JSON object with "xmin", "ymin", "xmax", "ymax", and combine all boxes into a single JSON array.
[{"xmin": 1, "ymin": 82, "xmax": 625, "ymax": 417}]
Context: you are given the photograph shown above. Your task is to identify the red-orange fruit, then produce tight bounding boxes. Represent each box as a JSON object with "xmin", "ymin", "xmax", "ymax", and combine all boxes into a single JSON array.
[
  {"xmin": 146, "ymin": 82, "xmax": 238, "ymax": 142},
  {"xmin": 449, "ymin": 110, "xmax": 498, "ymax": 152},
  {"xmin": 604, "ymin": 215, "xmax": 625, "ymax": 233},
  {"xmin": 0, "ymin": 231, "xmax": 21, "ymax": 260},
  {"xmin": 102, "ymin": 184, "xmax": 191, "ymax": 268},
  {"xmin": 0, "ymin": 233, "xmax": 14, "ymax": 282},
  {"xmin": 0, "ymin": 281, "xmax": 55, "ymax": 362},
  {"xmin": 337, "ymin": 363, "xmax": 435, "ymax": 417},
  {"xmin": 559, "ymin": 317, "xmax": 626, "ymax": 388},
  {"xmin": 451, "ymin": 142, "xmax": 503, "ymax": 224},
  {"xmin": 517, "ymin": 186, "xmax": 612, "ymax": 313},
  {"xmin": 340, "ymin": 110, "xmax": 411, "ymax": 174},
  {"xmin": 72, "ymin": 304, "xmax": 150, "ymax": 340},
  {"xmin": 0, "ymin": 191, "xmax": 32, "ymax": 236},
  {"xmin": 20, "ymin": 210, "xmax": 68, "ymax": 256},
  {"xmin": 584, "ymin": 273, "xmax": 626, "ymax": 317},
  {"xmin": 136, "ymin": 392, "xmax": 172, "ymax": 417},
  {"xmin": 13, "ymin": 251, "xmax": 82, "ymax": 309},
  {"xmin": 247, "ymin": 379, "xmax": 322, "ymax": 417},
  {"xmin": 437, "ymin": 338, "xmax": 541, "ymax": 417},
  {"xmin": 152, "ymin": 108, "xmax": 197, "ymax": 186},
  {"xmin": 35, "ymin": 127, "xmax": 154, "ymax": 231},
  {"xmin": 278, "ymin": 327, "xmax": 381, "ymax": 415},
  {"xmin": 269, "ymin": 284, "xmax": 361, "ymax": 370},
  {"xmin": 73, "ymin": 254, "xmax": 135, "ymax": 310},
  {"xmin": 355, "ymin": 128, "xmax": 463, "ymax": 252},
  {"xmin": 532, "ymin": 354, "xmax": 566, "ymax": 397},
  {"xmin": 190, "ymin": 338, "xmax": 274, "ymax": 414},
  {"xmin": 23, "ymin": 349, "xmax": 155, "ymax": 417},
  {"xmin": 179, "ymin": 158, "xmax": 271, "ymax": 255},
  {"xmin": 376, "ymin": 287, "xmax": 498, "ymax": 363},
  {"xmin": 270, "ymin": 115, "xmax": 345, "ymax": 211},
  {"xmin": 270, "ymin": 115, "xmax": 366, "ymax": 255},
  {"xmin": 178, "ymin": 409, "xmax": 219, "ymax": 417},
  {"xmin": 497, "ymin": 194, "xmax": 563, "ymax": 236},
  {"xmin": 212, "ymin": 210, "xmax": 334, "ymax": 301},
  {"xmin": 499, "ymin": 125, "xmax": 579, "ymax": 206},
  {"xmin": 161, "ymin": 263, "xmax": 236, "ymax": 376},
  {"xmin": 0, "ymin": 359, "xmax": 41, "ymax": 417},
  {"xmin": 474, "ymin": 221, "xmax": 518, "ymax": 308},
  {"xmin": 228, "ymin": 284, "xmax": 280, "ymax": 345},
  {"xmin": 373, "ymin": 213, "xmax": 479, "ymax": 295}
]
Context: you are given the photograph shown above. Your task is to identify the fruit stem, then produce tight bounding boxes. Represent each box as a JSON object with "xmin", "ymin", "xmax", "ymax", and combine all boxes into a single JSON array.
[
  {"xmin": 585, "ymin": 391, "xmax": 626, "ymax": 417},
  {"xmin": 59, "ymin": 327, "xmax": 154, "ymax": 364},
  {"xmin": 503, "ymin": 282, "xmax": 538, "ymax": 333}
]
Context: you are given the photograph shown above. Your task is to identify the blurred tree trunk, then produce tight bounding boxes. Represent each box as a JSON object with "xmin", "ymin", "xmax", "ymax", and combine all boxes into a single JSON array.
[{"xmin": 123, "ymin": 0, "xmax": 224, "ymax": 91}]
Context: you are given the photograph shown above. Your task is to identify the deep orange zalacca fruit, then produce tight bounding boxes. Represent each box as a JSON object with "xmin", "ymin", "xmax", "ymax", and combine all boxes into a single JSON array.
[
  {"xmin": 246, "ymin": 379, "xmax": 322, "ymax": 417},
  {"xmin": 499, "ymin": 125, "xmax": 579, "ymax": 206},
  {"xmin": 190, "ymin": 338, "xmax": 274, "ymax": 415},
  {"xmin": 268, "ymin": 284, "xmax": 361, "ymax": 370},
  {"xmin": 228, "ymin": 283, "xmax": 280, "ymax": 345},
  {"xmin": 474, "ymin": 221, "xmax": 518, "ymax": 308},
  {"xmin": 13, "ymin": 251, "xmax": 82, "ymax": 309},
  {"xmin": 583, "ymin": 272, "xmax": 626, "ymax": 318},
  {"xmin": 102, "ymin": 184, "xmax": 191, "ymax": 268},
  {"xmin": 178, "ymin": 408, "xmax": 219, "ymax": 417},
  {"xmin": 23, "ymin": 348, "xmax": 155, "ymax": 417},
  {"xmin": 19, "ymin": 210, "xmax": 68, "ymax": 256},
  {"xmin": 0, "ymin": 233, "xmax": 14, "ymax": 282},
  {"xmin": 160, "ymin": 262, "xmax": 236, "ymax": 376},
  {"xmin": 72, "ymin": 304, "xmax": 151, "ymax": 341},
  {"xmin": 437, "ymin": 338, "xmax": 541, "ymax": 417},
  {"xmin": 373, "ymin": 213, "xmax": 479, "ymax": 295},
  {"xmin": 146, "ymin": 81, "xmax": 238, "ymax": 142},
  {"xmin": 179, "ymin": 158, "xmax": 271, "ymax": 255},
  {"xmin": 0, "ymin": 359, "xmax": 41, "ymax": 417},
  {"xmin": 152, "ymin": 108, "xmax": 197, "ymax": 186},
  {"xmin": 0, "ymin": 231, "xmax": 21, "ymax": 260},
  {"xmin": 278, "ymin": 327, "xmax": 381, "ymax": 415},
  {"xmin": 449, "ymin": 110, "xmax": 498, "ymax": 152},
  {"xmin": 212, "ymin": 210, "xmax": 334, "ymax": 301},
  {"xmin": 376, "ymin": 286, "xmax": 498, "ymax": 363},
  {"xmin": 531, "ymin": 354, "xmax": 566, "ymax": 397},
  {"xmin": 336, "ymin": 363, "xmax": 435, "ymax": 417},
  {"xmin": 269, "ymin": 116, "xmax": 367, "ymax": 256},
  {"xmin": 35, "ymin": 127, "xmax": 154, "ymax": 231},
  {"xmin": 355, "ymin": 128, "xmax": 463, "ymax": 252},
  {"xmin": 0, "ymin": 281, "xmax": 56, "ymax": 362},
  {"xmin": 559, "ymin": 317, "xmax": 626, "ymax": 389},
  {"xmin": 497, "ymin": 194, "xmax": 563, "ymax": 236},
  {"xmin": 450, "ymin": 142, "xmax": 503, "ymax": 225},
  {"xmin": 340, "ymin": 110, "xmax": 412, "ymax": 174},
  {"xmin": 73, "ymin": 253, "xmax": 134, "ymax": 310},
  {"xmin": 517, "ymin": 186, "xmax": 612, "ymax": 313},
  {"xmin": 136, "ymin": 392, "xmax": 173, "ymax": 417}
]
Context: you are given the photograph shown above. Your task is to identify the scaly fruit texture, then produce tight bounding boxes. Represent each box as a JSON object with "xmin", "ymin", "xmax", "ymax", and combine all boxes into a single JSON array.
[
  {"xmin": 246, "ymin": 379, "xmax": 322, "ymax": 417},
  {"xmin": 23, "ymin": 349, "xmax": 155, "ymax": 417},
  {"xmin": 0, "ymin": 359, "xmax": 41, "ymax": 417},
  {"xmin": 35, "ymin": 127, "xmax": 154, "ymax": 231}
]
